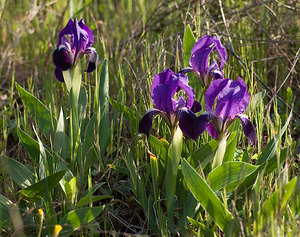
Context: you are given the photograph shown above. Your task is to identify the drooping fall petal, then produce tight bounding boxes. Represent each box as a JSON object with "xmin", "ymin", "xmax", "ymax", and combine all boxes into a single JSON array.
[
  {"xmin": 237, "ymin": 114, "xmax": 258, "ymax": 145},
  {"xmin": 178, "ymin": 109, "xmax": 211, "ymax": 141}
]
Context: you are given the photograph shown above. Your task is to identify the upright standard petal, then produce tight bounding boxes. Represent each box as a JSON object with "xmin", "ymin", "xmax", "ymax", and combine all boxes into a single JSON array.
[
  {"xmin": 205, "ymin": 78, "xmax": 229, "ymax": 112},
  {"xmin": 190, "ymin": 35, "xmax": 214, "ymax": 56},
  {"xmin": 151, "ymin": 69, "xmax": 194, "ymax": 113},
  {"xmin": 211, "ymin": 36, "xmax": 227, "ymax": 69},
  {"xmin": 139, "ymin": 109, "xmax": 160, "ymax": 137},
  {"xmin": 78, "ymin": 19, "xmax": 94, "ymax": 47},
  {"xmin": 57, "ymin": 19, "xmax": 74, "ymax": 47},
  {"xmin": 189, "ymin": 46, "xmax": 214, "ymax": 79},
  {"xmin": 237, "ymin": 114, "xmax": 258, "ymax": 145},
  {"xmin": 176, "ymin": 73, "xmax": 195, "ymax": 110},
  {"xmin": 71, "ymin": 17, "xmax": 89, "ymax": 53},
  {"xmin": 215, "ymin": 77, "xmax": 250, "ymax": 120}
]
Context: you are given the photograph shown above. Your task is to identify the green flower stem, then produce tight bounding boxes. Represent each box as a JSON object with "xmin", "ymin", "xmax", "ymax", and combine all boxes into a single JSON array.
[
  {"xmin": 212, "ymin": 134, "xmax": 227, "ymax": 169},
  {"xmin": 165, "ymin": 126, "xmax": 183, "ymax": 226},
  {"xmin": 63, "ymin": 65, "xmax": 82, "ymax": 171}
]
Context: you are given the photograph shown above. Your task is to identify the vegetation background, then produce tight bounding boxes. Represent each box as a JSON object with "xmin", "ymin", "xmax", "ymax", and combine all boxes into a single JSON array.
[{"xmin": 0, "ymin": 0, "xmax": 299, "ymax": 236}]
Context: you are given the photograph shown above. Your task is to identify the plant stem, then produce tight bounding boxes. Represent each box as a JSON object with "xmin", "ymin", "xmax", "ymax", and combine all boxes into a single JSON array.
[{"xmin": 212, "ymin": 134, "xmax": 227, "ymax": 169}]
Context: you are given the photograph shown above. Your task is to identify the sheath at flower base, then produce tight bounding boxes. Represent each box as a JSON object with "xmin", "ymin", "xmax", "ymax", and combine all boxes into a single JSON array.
[
  {"xmin": 53, "ymin": 17, "xmax": 99, "ymax": 82},
  {"xmin": 138, "ymin": 69, "xmax": 209, "ymax": 141},
  {"xmin": 204, "ymin": 77, "xmax": 258, "ymax": 168},
  {"xmin": 189, "ymin": 35, "xmax": 227, "ymax": 89}
]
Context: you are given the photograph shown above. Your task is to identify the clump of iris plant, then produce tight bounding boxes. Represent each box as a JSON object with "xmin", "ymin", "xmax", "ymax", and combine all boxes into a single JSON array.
[
  {"xmin": 53, "ymin": 17, "xmax": 98, "ymax": 82},
  {"xmin": 182, "ymin": 35, "xmax": 227, "ymax": 90},
  {"xmin": 138, "ymin": 69, "xmax": 209, "ymax": 140}
]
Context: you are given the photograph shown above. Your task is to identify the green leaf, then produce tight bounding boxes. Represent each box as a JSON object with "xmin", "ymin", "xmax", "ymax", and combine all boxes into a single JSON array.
[
  {"xmin": 97, "ymin": 59, "xmax": 110, "ymax": 158},
  {"xmin": 149, "ymin": 135, "xmax": 169, "ymax": 168},
  {"xmin": 76, "ymin": 195, "xmax": 112, "ymax": 208},
  {"xmin": 54, "ymin": 108, "xmax": 70, "ymax": 160},
  {"xmin": 109, "ymin": 97, "xmax": 139, "ymax": 126},
  {"xmin": 183, "ymin": 24, "xmax": 196, "ymax": 67},
  {"xmin": 256, "ymin": 110, "xmax": 292, "ymax": 165},
  {"xmin": 150, "ymin": 153, "xmax": 159, "ymax": 200},
  {"xmin": 179, "ymin": 192, "xmax": 197, "ymax": 226},
  {"xmin": 34, "ymin": 126, "xmax": 48, "ymax": 179},
  {"xmin": 124, "ymin": 150, "xmax": 157, "ymax": 229},
  {"xmin": 182, "ymin": 159, "xmax": 234, "ymax": 231},
  {"xmin": 286, "ymin": 87, "xmax": 293, "ymax": 105},
  {"xmin": 59, "ymin": 206, "xmax": 105, "ymax": 235},
  {"xmin": 261, "ymin": 177, "xmax": 297, "ymax": 216},
  {"xmin": 82, "ymin": 113, "xmax": 97, "ymax": 160},
  {"xmin": 1, "ymin": 155, "xmax": 35, "ymax": 188},
  {"xmin": 0, "ymin": 194, "xmax": 14, "ymax": 228},
  {"xmin": 17, "ymin": 128, "xmax": 40, "ymax": 162},
  {"xmin": 223, "ymin": 132, "xmax": 238, "ymax": 163},
  {"xmin": 17, "ymin": 127, "xmax": 54, "ymax": 164},
  {"xmin": 235, "ymin": 145, "xmax": 290, "ymax": 197},
  {"xmin": 16, "ymin": 83, "xmax": 56, "ymax": 140},
  {"xmin": 246, "ymin": 90, "xmax": 265, "ymax": 114},
  {"xmin": 18, "ymin": 170, "xmax": 66, "ymax": 201},
  {"xmin": 187, "ymin": 216, "xmax": 215, "ymax": 237},
  {"xmin": 65, "ymin": 177, "xmax": 77, "ymax": 205},
  {"xmin": 78, "ymin": 87, "xmax": 88, "ymax": 123},
  {"xmin": 189, "ymin": 139, "xmax": 218, "ymax": 169},
  {"xmin": 208, "ymin": 161, "xmax": 258, "ymax": 192}
]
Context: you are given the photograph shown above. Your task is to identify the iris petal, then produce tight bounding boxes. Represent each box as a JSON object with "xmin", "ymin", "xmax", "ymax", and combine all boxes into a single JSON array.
[
  {"xmin": 211, "ymin": 36, "xmax": 227, "ymax": 69},
  {"xmin": 190, "ymin": 35, "xmax": 214, "ymax": 56},
  {"xmin": 209, "ymin": 61, "xmax": 223, "ymax": 80},
  {"xmin": 178, "ymin": 109, "xmax": 211, "ymax": 141},
  {"xmin": 53, "ymin": 47, "xmax": 72, "ymax": 71},
  {"xmin": 151, "ymin": 69, "xmax": 195, "ymax": 113},
  {"xmin": 57, "ymin": 19, "xmax": 74, "ymax": 47},
  {"xmin": 85, "ymin": 48, "xmax": 99, "ymax": 72},
  {"xmin": 54, "ymin": 67, "xmax": 64, "ymax": 82},
  {"xmin": 189, "ymin": 47, "xmax": 213, "ymax": 80},
  {"xmin": 215, "ymin": 77, "xmax": 250, "ymax": 120},
  {"xmin": 205, "ymin": 79, "xmax": 229, "ymax": 112},
  {"xmin": 237, "ymin": 114, "xmax": 258, "ymax": 145},
  {"xmin": 191, "ymin": 100, "xmax": 202, "ymax": 113},
  {"xmin": 206, "ymin": 122, "xmax": 219, "ymax": 139},
  {"xmin": 71, "ymin": 17, "xmax": 89, "ymax": 53},
  {"xmin": 139, "ymin": 109, "xmax": 160, "ymax": 137},
  {"xmin": 78, "ymin": 19, "xmax": 94, "ymax": 47}
]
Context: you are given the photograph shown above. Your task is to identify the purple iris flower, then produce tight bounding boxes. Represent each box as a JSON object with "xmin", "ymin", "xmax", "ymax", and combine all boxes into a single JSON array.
[
  {"xmin": 205, "ymin": 77, "xmax": 257, "ymax": 145},
  {"xmin": 189, "ymin": 35, "xmax": 227, "ymax": 88},
  {"xmin": 53, "ymin": 18, "xmax": 98, "ymax": 82},
  {"xmin": 139, "ymin": 69, "xmax": 208, "ymax": 140}
]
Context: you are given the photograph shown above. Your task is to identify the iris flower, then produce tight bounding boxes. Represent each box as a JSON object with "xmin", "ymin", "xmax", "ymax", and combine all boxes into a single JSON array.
[
  {"xmin": 178, "ymin": 77, "xmax": 257, "ymax": 146},
  {"xmin": 188, "ymin": 35, "xmax": 227, "ymax": 89},
  {"xmin": 139, "ymin": 69, "xmax": 209, "ymax": 140},
  {"xmin": 53, "ymin": 18, "xmax": 98, "ymax": 82},
  {"xmin": 205, "ymin": 77, "xmax": 257, "ymax": 146}
]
